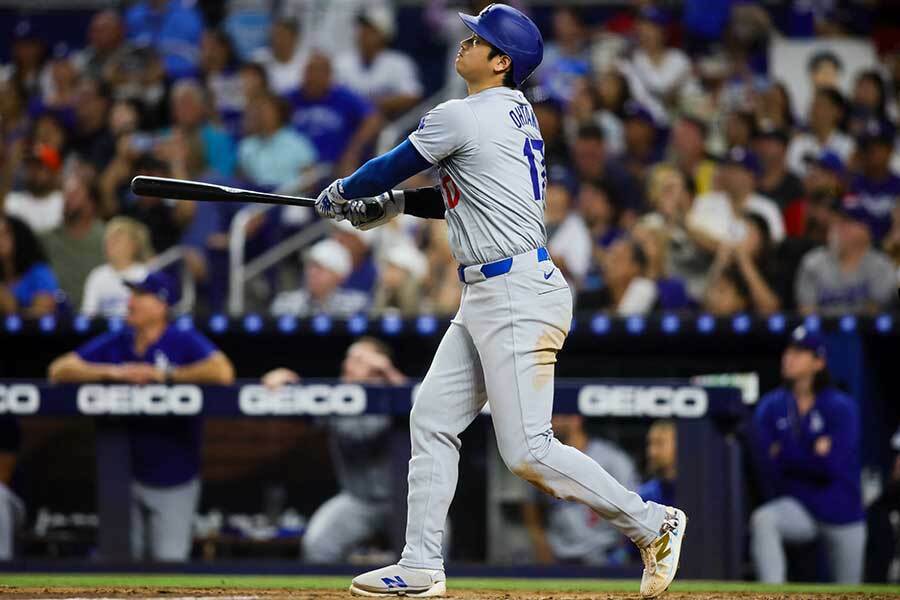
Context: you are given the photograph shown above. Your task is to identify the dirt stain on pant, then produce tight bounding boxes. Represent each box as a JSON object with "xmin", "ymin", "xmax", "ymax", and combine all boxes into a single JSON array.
[{"xmin": 532, "ymin": 327, "xmax": 566, "ymax": 390}]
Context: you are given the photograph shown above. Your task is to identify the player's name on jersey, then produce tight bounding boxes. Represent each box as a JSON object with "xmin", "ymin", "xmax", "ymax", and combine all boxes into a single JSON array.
[{"xmin": 577, "ymin": 385, "xmax": 708, "ymax": 418}]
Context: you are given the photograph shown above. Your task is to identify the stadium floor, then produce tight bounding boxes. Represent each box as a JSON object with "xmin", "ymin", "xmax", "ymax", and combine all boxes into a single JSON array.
[{"xmin": 0, "ymin": 575, "xmax": 899, "ymax": 599}]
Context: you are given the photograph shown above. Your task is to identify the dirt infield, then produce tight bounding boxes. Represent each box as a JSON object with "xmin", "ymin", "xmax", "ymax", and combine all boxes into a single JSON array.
[{"xmin": 2, "ymin": 589, "xmax": 899, "ymax": 600}]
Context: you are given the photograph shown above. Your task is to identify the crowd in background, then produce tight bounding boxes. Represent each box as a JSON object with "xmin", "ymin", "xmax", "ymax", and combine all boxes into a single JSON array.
[{"xmin": 0, "ymin": 0, "xmax": 899, "ymax": 321}]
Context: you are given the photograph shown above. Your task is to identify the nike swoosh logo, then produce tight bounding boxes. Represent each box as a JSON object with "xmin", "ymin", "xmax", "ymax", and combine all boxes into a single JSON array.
[{"xmin": 543, "ymin": 269, "xmax": 556, "ymax": 280}]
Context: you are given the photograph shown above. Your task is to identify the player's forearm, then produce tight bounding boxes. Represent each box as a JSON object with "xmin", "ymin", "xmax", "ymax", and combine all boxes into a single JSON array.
[
  {"xmin": 341, "ymin": 139, "xmax": 432, "ymax": 199},
  {"xmin": 48, "ymin": 353, "xmax": 119, "ymax": 383},
  {"xmin": 170, "ymin": 352, "xmax": 235, "ymax": 385}
]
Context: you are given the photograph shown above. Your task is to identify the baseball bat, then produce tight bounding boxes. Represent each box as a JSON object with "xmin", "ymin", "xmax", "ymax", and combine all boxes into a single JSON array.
[{"xmin": 131, "ymin": 176, "xmax": 317, "ymax": 207}]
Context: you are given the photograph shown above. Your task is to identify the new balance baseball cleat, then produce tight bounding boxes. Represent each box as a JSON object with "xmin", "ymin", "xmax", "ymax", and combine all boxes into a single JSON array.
[
  {"xmin": 349, "ymin": 564, "xmax": 446, "ymax": 597},
  {"xmin": 639, "ymin": 506, "xmax": 688, "ymax": 599}
]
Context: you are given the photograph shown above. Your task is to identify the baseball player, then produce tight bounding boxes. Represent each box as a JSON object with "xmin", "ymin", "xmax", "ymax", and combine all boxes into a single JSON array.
[{"xmin": 314, "ymin": 5, "xmax": 687, "ymax": 598}]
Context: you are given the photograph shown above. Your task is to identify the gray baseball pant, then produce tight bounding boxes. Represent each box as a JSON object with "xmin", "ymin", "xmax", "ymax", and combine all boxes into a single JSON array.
[
  {"xmin": 399, "ymin": 251, "xmax": 667, "ymax": 570},
  {"xmin": 130, "ymin": 478, "xmax": 200, "ymax": 561},
  {"xmin": 750, "ymin": 496, "xmax": 866, "ymax": 583},
  {"xmin": 0, "ymin": 482, "xmax": 24, "ymax": 560}
]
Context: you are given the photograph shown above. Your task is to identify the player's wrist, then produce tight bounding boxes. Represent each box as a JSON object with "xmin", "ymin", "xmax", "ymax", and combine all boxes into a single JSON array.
[{"xmin": 388, "ymin": 189, "xmax": 405, "ymax": 214}]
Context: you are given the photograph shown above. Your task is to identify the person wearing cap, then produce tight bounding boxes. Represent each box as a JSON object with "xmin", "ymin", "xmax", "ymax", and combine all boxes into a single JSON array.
[
  {"xmin": 621, "ymin": 101, "xmax": 664, "ymax": 181},
  {"xmin": 755, "ymin": 126, "xmax": 804, "ymax": 210},
  {"xmin": 334, "ymin": 7, "xmax": 424, "ymax": 119},
  {"xmin": 124, "ymin": 0, "xmax": 204, "ymax": 80},
  {"xmin": 71, "ymin": 77, "xmax": 115, "ymax": 170},
  {"xmin": 2, "ymin": 143, "xmax": 63, "ymax": 234},
  {"xmin": 627, "ymin": 7, "xmax": 692, "ymax": 107},
  {"xmin": 750, "ymin": 326, "xmax": 865, "ymax": 583},
  {"xmin": 48, "ymin": 271, "xmax": 235, "ymax": 561},
  {"xmin": 794, "ymin": 196, "xmax": 896, "ymax": 315},
  {"xmin": 533, "ymin": 7, "xmax": 590, "ymax": 104},
  {"xmin": 687, "ymin": 146, "xmax": 785, "ymax": 252},
  {"xmin": 783, "ymin": 149, "xmax": 847, "ymax": 240},
  {"xmin": 786, "ymin": 87, "xmax": 854, "ymax": 177},
  {"xmin": 373, "ymin": 241, "xmax": 429, "ymax": 316},
  {"xmin": 847, "ymin": 120, "xmax": 900, "ymax": 243},
  {"xmin": 270, "ymin": 238, "xmax": 368, "ymax": 317}
]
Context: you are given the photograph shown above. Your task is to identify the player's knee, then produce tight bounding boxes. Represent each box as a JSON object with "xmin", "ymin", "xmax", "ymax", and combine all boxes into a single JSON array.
[
  {"xmin": 750, "ymin": 504, "xmax": 777, "ymax": 532},
  {"xmin": 302, "ymin": 533, "xmax": 337, "ymax": 564}
]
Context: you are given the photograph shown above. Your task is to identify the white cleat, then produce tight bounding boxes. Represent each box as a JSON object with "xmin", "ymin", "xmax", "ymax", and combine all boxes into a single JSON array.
[
  {"xmin": 639, "ymin": 506, "xmax": 688, "ymax": 599},
  {"xmin": 349, "ymin": 564, "xmax": 447, "ymax": 597}
]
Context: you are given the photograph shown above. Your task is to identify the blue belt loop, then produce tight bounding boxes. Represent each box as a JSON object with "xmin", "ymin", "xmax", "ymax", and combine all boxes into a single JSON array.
[{"xmin": 458, "ymin": 246, "xmax": 549, "ymax": 283}]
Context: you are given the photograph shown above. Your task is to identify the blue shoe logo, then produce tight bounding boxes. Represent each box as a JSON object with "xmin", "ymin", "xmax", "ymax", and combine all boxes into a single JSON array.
[
  {"xmin": 543, "ymin": 269, "xmax": 556, "ymax": 280},
  {"xmin": 381, "ymin": 576, "xmax": 408, "ymax": 589}
]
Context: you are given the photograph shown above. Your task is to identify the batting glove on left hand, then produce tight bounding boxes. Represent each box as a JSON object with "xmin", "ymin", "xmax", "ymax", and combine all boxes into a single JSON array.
[{"xmin": 315, "ymin": 179, "xmax": 350, "ymax": 221}]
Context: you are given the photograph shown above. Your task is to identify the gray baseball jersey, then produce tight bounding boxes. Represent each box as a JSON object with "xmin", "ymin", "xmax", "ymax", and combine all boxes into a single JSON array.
[{"xmin": 408, "ymin": 87, "xmax": 547, "ymax": 265}]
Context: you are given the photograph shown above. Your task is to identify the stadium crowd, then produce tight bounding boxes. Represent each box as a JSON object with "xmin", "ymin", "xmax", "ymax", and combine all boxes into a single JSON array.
[{"xmin": 0, "ymin": 0, "xmax": 898, "ymax": 319}]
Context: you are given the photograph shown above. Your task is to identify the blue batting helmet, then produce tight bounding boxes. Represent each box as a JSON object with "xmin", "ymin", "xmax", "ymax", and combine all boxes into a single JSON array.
[{"xmin": 458, "ymin": 4, "xmax": 544, "ymax": 87}]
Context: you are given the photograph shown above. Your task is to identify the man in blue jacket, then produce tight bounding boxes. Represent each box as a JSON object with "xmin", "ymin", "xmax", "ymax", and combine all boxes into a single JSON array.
[
  {"xmin": 750, "ymin": 326, "xmax": 865, "ymax": 583},
  {"xmin": 49, "ymin": 271, "xmax": 234, "ymax": 561}
]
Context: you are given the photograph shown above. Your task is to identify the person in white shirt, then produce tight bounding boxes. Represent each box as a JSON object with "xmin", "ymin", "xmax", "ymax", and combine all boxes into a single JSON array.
[
  {"xmin": 688, "ymin": 146, "xmax": 785, "ymax": 245},
  {"xmin": 627, "ymin": 7, "xmax": 692, "ymax": 108},
  {"xmin": 252, "ymin": 18, "xmax": 309, "ymax": 96},
  {"xmin": 545, "ymin": 182, "xmax": 592, "ymax": 287},
  {"xmin": 81, "ymin": 216, "xmax": 152, "ymax": 317},
  {"xmin": 280, "ymin": 0, "xmax": 392, "ymax": 57},
  {"xmin": 334, "ymin": 7, "xmax": 423, "ymax": 120},
  {"xmin": 786, "ymin": 87, "xmax": 854, "ymax": 177},
  {"xmin": 3, "ymin": 144, "xmax": 64, "ymax": 234}
]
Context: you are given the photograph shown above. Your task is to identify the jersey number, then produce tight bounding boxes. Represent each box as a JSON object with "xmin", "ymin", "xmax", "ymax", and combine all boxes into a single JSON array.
[
  {"xmin": 522, "ymin": 138, "xmax": 546, "ymax": 202},
  {"xmin": 441, "ymin": 175, "xmax": 461, "ymax": 209}
]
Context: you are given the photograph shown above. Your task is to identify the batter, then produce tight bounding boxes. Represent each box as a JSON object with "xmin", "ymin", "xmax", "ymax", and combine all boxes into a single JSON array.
[{"xmin": 314, "ymin": 5, "xmax": 687, "ymax": 598}]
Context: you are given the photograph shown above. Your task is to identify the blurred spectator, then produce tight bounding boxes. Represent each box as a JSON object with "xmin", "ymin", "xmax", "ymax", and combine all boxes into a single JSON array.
[
  {"xmin": 689, "ymin": 146, "xmax": 785, "ymax": 247},
  {"xmin": 703, "ymin": 264, "xmax": 750, "ymax": 316},
  {"xmin": 239, "ymin": 61, "xmax": 270, "ymax": 104},
  {"xmin": 49, "ymin": 271, "xmax": 235, "ymax": 562},
  {"xmin": 754, "ymin": 126, "xmax": 804, "ymax": 210},
  {"xmin": 621, "ymin": 101, "xmax": 664, "ymax": 183},
  {"xmin": 0, "ymin": 79, "xmax": 29, "ymax": 152},
  {"xmin": 571, "ymin": 125, "xmax": 644, "ymax": 220},
  {"xmin": 420, "ymin": 220, "xmax": 461, "ymax": 316},
  {"xmin": 3, "ymin": 143, "xmax": 63, "ymax": 234},
  {"xmin": 580, "ymin": 237, "xmax": 657, "ymax": 315},
  {"xmin": 335, "ymin": 7, "xmax": 423, "ymax": 120},
  {"xmin": 639, "ymin": 420, "xmax": 677, "ymax": 508},
  {"xmin": 578, "ymin": 179, "xmax": 624, "ymax": 290},
  {"xmin": 631, "ymin": 223, "xmax": 689, "ymax": 311},
  {"xmin": 32, "ymin": 113, "xmax": 68, "ymax": 155},
  {"xmin": 166, "ymin": 80, "xmax": 236, "ymax": 177},
  {"xmin": 0, "ymin": 415, "xmax": 23, "ymax": 560},
  {"xmin": 627, "ymin": 7, "xmax": 692, "ymax": 109},
  {"xmin": 200, "ymin": 29, "xmax": 244, "ymax": 137},
  {"xmin": 750, "ymin": 326, "xmax": 865, "ymax": 584},
  {"xmin": 783, "ymin": 150, "xmax": 846, "ymax": 240},
  {"xmin": 640, "ymin": 164, "xmax": 708, "ymax": 302},
  {"xmin": 522, "ymin": 414, "xmax": 638, "ymax": 565},
  {"xmin": 706, "ymin": 214, "xmax": 781, "ymax": 315},
  {"xmin": 125, "ymin": 0, "xmax": 205, "ymax": 80},
  {"xmin": 222, "ymin": 0, "xmax": 273, "ymax": 61},
  {"xmin": 795, "ymin": 197, "xmax": 896, "ymax": 315},
  {"xmin": 586, "ymin": 70, "xmax": 629, "ymax": 156},
  {"xmin": 262, "ymin": 336, "xmax": 405, "ymax": 564},
  {"xmin": 372, "ymin": 242, "xmax": 428, "ymax": 316},
  {"xmin": 332, "ymin": 221, "xmax": 378, "ymax": 294},
  {"xmin": 535, "ymin": 7, "xmax": 590, "ymax": 104},
  {"xmin": 82, "ymin": 217, "xmax": 152, "ymax": 318},
  {"xmin": 753, "ymin": 81, "xmax": 796, "ymax": 133},
  {"xmin": 723, "ymin": 110, "xmax": 757, "ymax": 151},
  {"xmin": 787, "ymin": 87, "xmax": 854, "ymax": 176},
  {"xmin": 104, "ymin": 45, "xmax": 167, "ymax": 123},
  {"xmin": 40, "ymin": 173, "xmax": 105, "ymax": 309},
  {"xmin": 75, "ymin": 10, "xmax": 126, "ymax": 81},
  {"xmin": 545, "ymin": 183, "xmax": 591, "ymax": 288},
  {"xmin": 3, "ymin": 20, "xmax": 46, "ymax": 97},
  {"xmin": 0, "ymin": 216, "xmax": 60, "ymax": 317},
  {"xmin": 865, "ymin": 427, "xmax": 900, "ymax": 582},
  {"xmin": 531, "ymin": 95, "xmax": 569, "ymax": 173},
  {"xmin": 71, "ymin": 78, "xmax": 115, "ymax": 170},
  {"xmin": 281, "ymin": 0, "xmax": 393, "ymax": 57},
  {"xmin": 847, "ymin": 120, "xmax": 900, "ymax": 243},
  {"xmin": 238, "ymin": 92, "xmax": 317, "ymax": 188},
  {"xmin": 807, "ymin": 51, "xmax": 843, "ymax": 92},
  {"xmin": 271, "ymin": 238, "xmax": 368, "ymax": 317},
  {"xmin": 36, "ymin": 44, "xmax": 80, "ymax": 121},
  {"xmin": 252, "ymin": 18, "xmax": 308, "ymax": 96},
  {"xmin": 288, "ymin": 53, "xmax": 382, "ymax": 176},
  {"xmin": 848, "ymin": 70, "xmax": 889, "ymax": 139},
  {"xmin": 667, "ymin": 115, "xmax": 716, "ymax": 196}
]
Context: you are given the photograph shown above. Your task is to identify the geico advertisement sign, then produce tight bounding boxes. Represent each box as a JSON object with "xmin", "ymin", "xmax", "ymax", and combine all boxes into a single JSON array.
[
  {"xmin": 239, "ymin": 384, "xmax": 367, "ymax": 415},
  {"xmin": 578, "ymin": 385, "xmax": 708, "ymax": 417},
  {"xmin": 77, "ymin": 385, "xmax": 202, "ymax": 415},
  {"xmin": 0, "ymin": 384, "xmax": 40, "ymax": 414}
]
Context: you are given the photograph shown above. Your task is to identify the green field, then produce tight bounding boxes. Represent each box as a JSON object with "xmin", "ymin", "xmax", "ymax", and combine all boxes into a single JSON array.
[{"xmin": 0, "ymin": 574, "xmax": 898, "ymax": 595}]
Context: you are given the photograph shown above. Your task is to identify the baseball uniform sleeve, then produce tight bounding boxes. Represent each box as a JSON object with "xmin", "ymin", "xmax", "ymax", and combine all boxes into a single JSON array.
[{"xmin": 408, "ymin": 99, "xmax": 478, "ymax": 164}]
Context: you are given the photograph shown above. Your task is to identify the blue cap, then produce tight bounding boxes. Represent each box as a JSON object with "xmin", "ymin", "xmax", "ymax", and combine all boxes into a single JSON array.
[
  {"xmin": 859, "ymin": 119, "xmax": 896, "ymax": 146},
  {"xmin": 789, "ymin": 326, "xmax": 826, "ymax": 357},
  {"xmin": 623, "ymin": 100, "xmax": 656, "ymax": 126},
  {"xmin": 639, "ymin": 6, "xmax": 671, "ymax": 26},
  {"xmin": 459, "ymin": 3, "xmax": 544, "ymax": 87},
  {"xmin": 124, "ymin": 271, "xmax": 180, "ymax": 306},
  {"xmin": 803, "ymin": 149, "xmax": 845, "ymax": 175},
  {"xmin": 834, "ymin": 194, "xmax": 874, "ymax": 228},
  {"xmin": 723, "ymin": 146, "xmax": 761, "ymax": 176}
]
